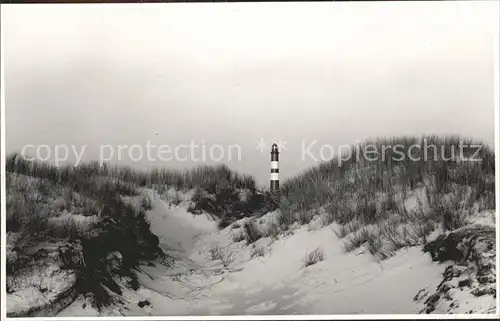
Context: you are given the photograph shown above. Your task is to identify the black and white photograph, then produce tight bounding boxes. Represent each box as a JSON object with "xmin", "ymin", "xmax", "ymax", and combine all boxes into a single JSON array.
[{"xmin": 1, "ymin": 0, "xmax": 499, "ymax": 318}]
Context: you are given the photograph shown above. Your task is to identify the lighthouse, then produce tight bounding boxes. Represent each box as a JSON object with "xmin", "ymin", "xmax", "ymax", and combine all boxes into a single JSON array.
[{"xmin": 270, "ymin": 143, "xmax": 279, "ymax": 192}]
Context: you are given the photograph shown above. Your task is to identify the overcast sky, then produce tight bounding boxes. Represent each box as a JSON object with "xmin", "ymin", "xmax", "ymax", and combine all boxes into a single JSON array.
[{"xmin": 3, "ymin": 1, "xmax": 498, "ymax": 186}]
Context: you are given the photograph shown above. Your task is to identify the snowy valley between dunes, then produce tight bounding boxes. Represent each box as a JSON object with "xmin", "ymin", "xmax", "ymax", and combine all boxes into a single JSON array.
[{"xmin": 4, "ymin": 138, "xmax": 498, "ymax": 317}]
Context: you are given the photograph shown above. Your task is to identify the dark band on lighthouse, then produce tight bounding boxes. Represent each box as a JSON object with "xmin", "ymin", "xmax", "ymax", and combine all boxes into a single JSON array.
[{"xmin": 270, "ymin": 143, "xmax": 279, "ymax": 191}]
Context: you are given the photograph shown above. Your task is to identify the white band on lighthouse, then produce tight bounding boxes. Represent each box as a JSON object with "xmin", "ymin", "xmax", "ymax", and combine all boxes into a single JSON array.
[
  {"xmin": 270, "ymin": 161, "xmax": 279, "ymax": 169},
  {"xmin": 270, "ymin": 173, "xmax": 279, "ymax": 181}
]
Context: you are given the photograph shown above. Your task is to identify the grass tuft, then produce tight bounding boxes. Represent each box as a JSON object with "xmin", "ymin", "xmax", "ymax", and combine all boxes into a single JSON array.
[
  {"xmin": 304, "ymin": 247, "xmax": 325, "ymax": 267},
  {"xmin": 209, "ymin": 244, "xmax": 235, "ymax": 267}
]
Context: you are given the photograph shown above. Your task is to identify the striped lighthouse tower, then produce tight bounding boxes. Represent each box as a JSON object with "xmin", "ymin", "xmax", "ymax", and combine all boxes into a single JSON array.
[{"xmin": 270, "ymin": 143, "xmax": 279, "ymax": 192}]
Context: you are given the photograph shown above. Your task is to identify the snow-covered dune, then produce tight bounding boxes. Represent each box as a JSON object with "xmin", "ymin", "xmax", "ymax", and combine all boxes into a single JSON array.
[{"xmin": 57, "ymin": 192, "xmax": 497, "ymax": 316}]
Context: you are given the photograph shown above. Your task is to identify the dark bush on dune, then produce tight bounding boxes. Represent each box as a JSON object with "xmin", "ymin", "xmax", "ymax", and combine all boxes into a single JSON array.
[
  {"xmin": 419, "ymin": 225, "xmax": 496, "ymax": 313},
  {"xmin": 423, "ymin": 225, "xmax": 495, "ymax": 263},
  {"xmin": 74, "ymin": 198, "xmax": 161, "ymax": 308},
  {"xmin": 214, "ymin": 191, "xmax": 277, "ymax": 229},
  {"xmin": 180, "ymin": 167, "xmax": 278, "ymax": 228}
]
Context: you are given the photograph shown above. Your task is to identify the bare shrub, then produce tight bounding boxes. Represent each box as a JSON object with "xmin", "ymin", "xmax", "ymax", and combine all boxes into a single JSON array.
[
  {"xmin": 209, "ymin": 244, "xmax": 223, "ymax": 260},
  {"xmin": 209, "ymin": 244, "xmax": 235, "ymax": 267}
]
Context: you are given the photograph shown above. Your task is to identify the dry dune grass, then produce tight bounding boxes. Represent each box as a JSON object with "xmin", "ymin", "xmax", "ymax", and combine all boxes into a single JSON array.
[
  {"xmin": 271, "ymin": 136, "xmax": 495, "ymax": 259},
  {"xmin": 304, "ymin": 247, "xmax": 325, "ymax": 267}
]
